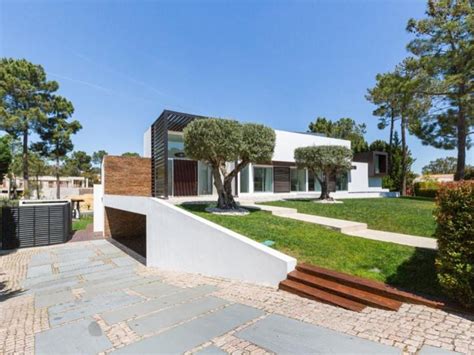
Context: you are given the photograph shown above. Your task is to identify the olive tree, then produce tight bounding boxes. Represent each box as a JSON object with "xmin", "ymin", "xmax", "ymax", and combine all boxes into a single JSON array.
[
  {"xmin": 294, "ymin": 145, "xmax": 352, "ymax": 200},
  {"xmin": 183, "ymin": 118, "xmax": 275, "ymax": 209}
]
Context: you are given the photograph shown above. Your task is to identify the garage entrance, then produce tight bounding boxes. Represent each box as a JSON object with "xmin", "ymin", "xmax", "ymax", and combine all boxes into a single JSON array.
[{"xmin": 104, "ymin": 207, "xmax": 146, "ymax": 258}]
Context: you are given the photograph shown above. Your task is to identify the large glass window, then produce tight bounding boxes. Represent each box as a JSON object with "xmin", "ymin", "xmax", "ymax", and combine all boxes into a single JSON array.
[
  {"xmin": 198, "ymin": 162, "xmax": 213, "ymax": 195},
  {"xmin": 240, "ymin": 165, "xmax": 249, "ymax": 193},
  {"xmin": 336, "ymin": 172, "xmax": 348, "ymax": 191},
  {"xmin": 253, "ymin": 167, "xmax": 273, "ymax": 192},
  {"xmin": 168, "ymin": 132, "xmax": 185, "ymax": 158},
  {"xmin": 290, "ymin": 169, "xmax": 306, "ymax": 192},
  {"xmin": 308, "ymin": 171, "xmax": 321, "ymax": 192}
]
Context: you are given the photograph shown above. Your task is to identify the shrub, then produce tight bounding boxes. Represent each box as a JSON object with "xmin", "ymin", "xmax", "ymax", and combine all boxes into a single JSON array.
[
  {"xmin": 414, "ymin": 180, "xmax": 440, "ymax": 198},
  {"xmin": 434, "ymin": 181, "xmax": 474, "ymax": 308}
]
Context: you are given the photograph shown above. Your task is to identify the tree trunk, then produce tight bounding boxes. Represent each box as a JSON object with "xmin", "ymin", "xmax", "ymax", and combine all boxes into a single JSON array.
[
  {"xmin": 454, "ymin": 101, "xmax": 466, "ymax": 181},
  {"xmin": 388, "ymin": 109, "xmax": 395, "ymax": 175},
  {"xmin": 22, "ymin": 129, "xmax": 29, "ymax": 197},
  {"xmin": 317, "ymin": 173, "xmax": 330, "ymax": 200},
  {"xmin": 56, "ymin": 157, "xmax": 61, "ymax": 199},
  {"xmin": 400, "ymin": 115, "xmax": 407, "ymax": 196},
  {"xmin": 211, "ymin": 166, "xmax": 237, "ymax": 210},
  {"xmin": 35, "ymin": 174, "xmax": 40, "ymax": 199}
]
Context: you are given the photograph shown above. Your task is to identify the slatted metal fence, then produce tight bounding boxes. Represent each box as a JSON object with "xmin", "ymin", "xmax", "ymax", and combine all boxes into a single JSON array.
[{"xmin": 1, "ymin": 202, "xmax": 72, "ymax": 249}]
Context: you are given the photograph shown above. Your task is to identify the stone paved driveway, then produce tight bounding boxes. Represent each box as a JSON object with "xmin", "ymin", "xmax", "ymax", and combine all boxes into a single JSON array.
[{"xmin": 0, "ymin": 240, "xmax": 472, "ymax": 354}]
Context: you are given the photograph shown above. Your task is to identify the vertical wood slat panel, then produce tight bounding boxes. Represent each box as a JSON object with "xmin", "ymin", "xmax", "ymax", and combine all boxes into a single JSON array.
[
  {"xmin": 173, "ymin": 160, "xmax": 198, "ymax": 196},
  {"xmin": 274, "ymin": 167, "xmax": 291, "ymax": 193},
  {"xmin": 1, "ymin": 203, "xmax": 72, "ymax": 250}
]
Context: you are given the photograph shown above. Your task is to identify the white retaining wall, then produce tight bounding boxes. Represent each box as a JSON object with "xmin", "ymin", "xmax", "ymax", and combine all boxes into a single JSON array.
[
  {"xmin": 93, "ymin": 184, "xmax": 104, "ymax": 233},
  {"xmin": 103, "ymin": 195, "xmax": 296, "ymax": 287}
]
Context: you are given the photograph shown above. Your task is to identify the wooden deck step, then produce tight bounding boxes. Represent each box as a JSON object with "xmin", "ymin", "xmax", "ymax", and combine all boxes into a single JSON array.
[
  {"xmin": 296, "ymin": 263, "xmax": 444, "ymax": 309},
  {"xmin": 288, "ymin": 270, "xmax": 402, "ymax": 311},
  {"xmin": 279, "ymin": 279, "xmax": 366, "ymax": 312}
]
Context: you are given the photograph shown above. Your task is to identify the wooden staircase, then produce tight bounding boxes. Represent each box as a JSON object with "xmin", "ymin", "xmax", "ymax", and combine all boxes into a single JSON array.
[{"xmin": 279, "ymin": 263, "xmax": 444, "ymax": 312}]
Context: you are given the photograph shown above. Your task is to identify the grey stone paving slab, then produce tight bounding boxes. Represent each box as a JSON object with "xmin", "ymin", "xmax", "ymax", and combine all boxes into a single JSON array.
[
  {"xmin": 111, "ymin": 256, "xmax": 137, "ymax": 267},
  {"xmin": 82, "ymin": 266, "xmax": 136, "ymax": 281},
  {"xmin": 418, "ymin": 345, "xmax": 462, "ymax": 355},
  {"xmin": 30, "ymin": 252, "xmax": 52, "ymax": 266},
  {"xmin": 57, "ymin": 260, "xmax": 104, "ymax": 273},
  {"xmin": 56, "ymin": 249, "xmax": 95, "ymax": 262},
  {"xmin": 113, "ymin": 304, "xmax": 263, "ymax": 354},
  {"xmin": 236, "ymin": 314, "xmax": 400, "ymax": 354},
  {"xmin": 49, "ymin": 291, "xmax": 143, "ymax": 326},
  {"xmin": 128, "ymin": 296, "xmax": 230, "ymax": 335},
  {"xmin": 27, "ymin": 264, "xmax": 52, "ymax": 279},
  {"xmin": 100, "ymin": 285, "xmax": 218, "ymax": 325},
  {"xmin": 56, "ymin": 263, "xmax": 115, "ymax": 278},
  {"xmin": 23, "ymin": 276, "xmax": 79, "ymax": 292},
  {"xmin": 35, "ymin": 289, "xmax": 76, "ymax": 308},
  {"xmin": 195, "ymin": 345, "xmax": 227, "ymax": 355},
  {"xmin": 82, "ymin": 275, "xmax": 153, "ymax": 298},
  {"xmin": 35, "ymin": 317, "xmax": 112, "ymax": 354},
  {"xmin": 130, "ymin": 281, "xmax": 182, "ymax": 298}
]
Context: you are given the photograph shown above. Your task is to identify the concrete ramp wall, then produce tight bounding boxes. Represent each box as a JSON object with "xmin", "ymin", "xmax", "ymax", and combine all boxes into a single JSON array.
[{"xmin": 103, "ymin": 195, "xmax": 296, "ymax": 287}]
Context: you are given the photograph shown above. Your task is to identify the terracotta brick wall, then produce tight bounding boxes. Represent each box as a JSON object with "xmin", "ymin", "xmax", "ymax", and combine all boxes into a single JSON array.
[
  {"xmin": 103, "ymin": 156, "xmax": 151, "ymax": 196},
  {"xmin": 104, "ymin": 207, "xmax": 147, "ymax": 256}
]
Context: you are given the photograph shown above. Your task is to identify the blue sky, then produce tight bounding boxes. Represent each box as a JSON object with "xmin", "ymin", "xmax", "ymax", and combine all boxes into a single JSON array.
[{"xmin": 1, "ymin": 0, "xmax": 472, "ymax": 172}]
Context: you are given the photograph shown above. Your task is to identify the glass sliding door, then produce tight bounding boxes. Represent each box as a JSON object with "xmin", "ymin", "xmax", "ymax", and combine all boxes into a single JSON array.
[
  {"xmin": 290, "ymin": 168, "xmax": 306, "ymax": 192},
  {"xmin": 336, "ymin": 172, "xmax": 348, "ymax": 191},
  {"xmin": 253, "ymin": 166, "xmax": 273, "ymax": 192},
  {"xmin": 240, "ymin": 165, "xmax": 249, "ymax": 193},
  {"xmin": 198, "ymin": 162, "xmax": 213, "ymax": 195}
]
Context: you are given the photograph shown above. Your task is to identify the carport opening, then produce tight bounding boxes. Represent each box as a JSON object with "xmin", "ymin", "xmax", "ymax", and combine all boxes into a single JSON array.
[{"xmin": 104, "ymin": 207, "xmax": 146, "ymax": 258}]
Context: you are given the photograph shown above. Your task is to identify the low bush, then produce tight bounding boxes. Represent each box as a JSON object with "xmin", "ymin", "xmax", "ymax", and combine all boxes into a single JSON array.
[
  {"xmin": 414, "ymin": 180, "xmax": 440, "ymax": 198},
  {"xmin": 434, "ymin": 181, "xmax": 474, "ymax": 308}
]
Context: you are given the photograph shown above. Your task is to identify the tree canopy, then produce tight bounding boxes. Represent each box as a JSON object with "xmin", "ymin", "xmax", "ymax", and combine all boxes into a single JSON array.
[
  {"xmin": 406, "ymin": 0, "xmax": 473, "ymax": 179},
  {"xmin": 422, "ymin": 157, "xmax": 459, "ymax": 175},
  {"xmin": 121, "ymin": 152, "xmax": 140, "ymax": 157},
  {"xmin": 33, "ymin": 96, "xmax": 81, "ymax": 198},
  {"xmin": 184, "ymin": 118, "xmax": 275, "ymax": 209},
  {"xmin": 308, "ymin": 117, "xmax": 368, "ymax": 154},
  {"xmin": 63, "ymin": 151, "xmax": 92, "ymax": 176},
  {"xmin": 0, "ymin": 58, "xmax": 59, "ymax": 193},
  {"xmin": 294, "ymin": 145, "xmax": 352, "ymax": 200},
  {"xmin": 0, "ymin": 135, "xmax": 12, "ymax": 182}
]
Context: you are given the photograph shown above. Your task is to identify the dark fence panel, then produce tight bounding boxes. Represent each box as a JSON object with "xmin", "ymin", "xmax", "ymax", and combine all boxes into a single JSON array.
[{"xmin": 1, "ymin": 203, "xmax": 72, "ymax": 249}]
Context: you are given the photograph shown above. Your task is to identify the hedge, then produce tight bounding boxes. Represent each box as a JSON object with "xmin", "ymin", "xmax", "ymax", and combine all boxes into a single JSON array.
[
  {"xmin": 434, "ymin": 181, "xmax": 474, "ymax": 308},
  {"xmin": 414, "ymin": 180, "xmax": 440, "ymax": 198}
]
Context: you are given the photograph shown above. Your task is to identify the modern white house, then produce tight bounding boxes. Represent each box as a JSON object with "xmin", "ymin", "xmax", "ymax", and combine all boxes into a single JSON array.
[
  {"xmin": 93, "ymin": 109, "xmax": 396, "ymax": 287},
  {"xmin": 143, "ymin": 110, "xmax": 393, "ymax": 199}
]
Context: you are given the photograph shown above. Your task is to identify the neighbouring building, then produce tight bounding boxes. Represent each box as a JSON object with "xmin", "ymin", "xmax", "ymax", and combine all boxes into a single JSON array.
[
  {"xmin": 413, "ymin": 174, "xmax": 454, "ymax": 183},
  {"xmin": 1, "ymin": 176, "xmax": 92, "ymax": 200},
  {"xmin": 143, "ymin": 110, "xmax": 393, "ymax": 199}
]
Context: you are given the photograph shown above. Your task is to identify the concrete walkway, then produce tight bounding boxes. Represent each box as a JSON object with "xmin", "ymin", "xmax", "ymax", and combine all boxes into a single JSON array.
[{"xmin": 245, "ymin": 203, "xmax": 438, "ymax": 250}]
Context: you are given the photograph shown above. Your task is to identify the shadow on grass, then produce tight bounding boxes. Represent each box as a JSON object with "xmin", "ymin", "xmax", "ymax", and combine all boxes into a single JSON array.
[
  {"xmin": 182, "ymin": 203, "xmax": 261, "ymax": 215},
  {"xmin": 386, "ymin": 248, "xmax": 474, "ymax": 318}
]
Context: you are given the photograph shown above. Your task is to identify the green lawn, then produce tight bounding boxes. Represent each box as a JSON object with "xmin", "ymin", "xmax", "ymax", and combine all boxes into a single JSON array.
[
  {"xmin": 262, "ymin": 197, "xmax": 436, "ymax": 238},
  {"xmin": 182, "ymin": 203, "xmax": 442, "ymax": 299},
  {"xmin": 72, "ymin": 214, "xmax": 93, "ymax": 231}
]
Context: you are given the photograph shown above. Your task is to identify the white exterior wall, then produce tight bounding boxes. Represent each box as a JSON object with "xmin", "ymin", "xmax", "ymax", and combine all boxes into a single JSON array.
[
  {"xmin": 348, "ymin": 162, "xmax": 369, "ymax": 193},
  {"xmin": 273, "ymin": 130, "xmax": 350, "ymax": 162},
  {"xmin": 103, "ymin": 195, "xmax": 296, "ymax": 287},
  {"xmin": 93, "ymin": 184, "xmax": 104, "ymax": 233},
  {"xmin": 143, "ymin": 127, "xmax": 152, "ymax": 158}
]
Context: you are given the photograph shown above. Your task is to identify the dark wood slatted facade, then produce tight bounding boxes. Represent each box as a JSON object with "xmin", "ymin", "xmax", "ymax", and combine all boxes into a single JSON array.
[
  {"xmin": 173, "ymin": 160, "xmax": 198, "ymax": 196},
  {"xmin": 151, "ymin": 110, "xmax": 207, "ymax": 198},
  {"xmin": 273, "ymin": 167, "xmax": 291, "ymax": 193}
]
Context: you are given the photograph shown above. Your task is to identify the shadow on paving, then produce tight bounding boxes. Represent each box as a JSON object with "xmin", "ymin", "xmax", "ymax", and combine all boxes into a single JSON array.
[{"xmin": 0, "ymin": 273, "xmax": 25, "ymax": 302}]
